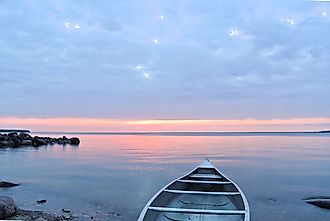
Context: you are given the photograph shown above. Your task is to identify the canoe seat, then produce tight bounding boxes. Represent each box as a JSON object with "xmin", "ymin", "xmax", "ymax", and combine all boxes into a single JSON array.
[
  {"xmin": 178, "ymin": 179, "xmax": 231, "ymax": 185},
  {"xmin": 164, "ymin": 189, "xmax": 240, "ymax": 195},
  {"xmin": 189, "ymin": 174, "xmax": 222, "ymax": 179},
  {"xmin": 148, "ymin": 206, "xmax": 245, "ymax": 215}
]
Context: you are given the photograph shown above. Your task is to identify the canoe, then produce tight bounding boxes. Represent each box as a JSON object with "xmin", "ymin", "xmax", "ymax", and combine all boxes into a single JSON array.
[{"xmin": 138, "ymin": 159, "xmax": 250, "ymax": 221}]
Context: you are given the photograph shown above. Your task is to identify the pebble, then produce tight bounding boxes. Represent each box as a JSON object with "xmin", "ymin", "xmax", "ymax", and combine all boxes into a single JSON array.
[
  {"xmin": 36, "ymin": 199, "xmax": 47, "ymax": 204},
  {"xmin": 62, "ymin": 208, "xmax": 71, "ymax": 213}
]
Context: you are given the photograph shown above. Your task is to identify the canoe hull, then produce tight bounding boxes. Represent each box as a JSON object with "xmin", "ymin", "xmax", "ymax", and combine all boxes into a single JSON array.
[{"xmin": 138, "ymin": 160, "xmax": 250, "ymax": 221}]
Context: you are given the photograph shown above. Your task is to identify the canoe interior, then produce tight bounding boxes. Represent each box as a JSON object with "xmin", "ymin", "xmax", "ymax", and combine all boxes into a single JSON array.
[
  {"xmin": 144, "ymin": 212, "xmax": 244, "ymax": 221},
  {"xmin": 142, "ymin": 167, "xmax": 246, "ymax": 221}
]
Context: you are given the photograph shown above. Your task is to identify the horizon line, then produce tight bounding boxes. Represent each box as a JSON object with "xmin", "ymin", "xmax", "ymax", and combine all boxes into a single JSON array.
[{"xmin": 18, "ymin": 130, "xmax": 330, "ymax": 134}]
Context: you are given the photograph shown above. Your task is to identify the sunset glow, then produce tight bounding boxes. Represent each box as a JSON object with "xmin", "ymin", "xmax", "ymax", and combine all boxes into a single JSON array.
[{"xmin": 1, "ymin": 117, "xmax": 329, "ymax": 132}]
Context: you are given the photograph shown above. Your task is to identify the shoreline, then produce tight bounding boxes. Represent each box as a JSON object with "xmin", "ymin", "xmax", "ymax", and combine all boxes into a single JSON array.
[
  {"xmin": 0, "ymin": 132, "xmax": 82, "ymax": 220},
  {"xmin": 0, "ymin": 194, "xmax": 121, "ymax": 220},
  {"xmin": 9, "ymin": 208, "xmax": 76, "ymax": 221}
]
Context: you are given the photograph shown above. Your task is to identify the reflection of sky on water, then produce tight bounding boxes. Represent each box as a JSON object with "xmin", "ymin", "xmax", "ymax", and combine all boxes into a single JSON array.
[{"xmin": 1, "ymin": 133, "xmax": 330, "ymax": 220}]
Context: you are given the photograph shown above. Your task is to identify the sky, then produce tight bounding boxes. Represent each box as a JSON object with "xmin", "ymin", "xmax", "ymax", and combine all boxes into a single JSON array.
[{"xmin": 0, "ymin": 0, "xmax": 330, "ymax": 131}]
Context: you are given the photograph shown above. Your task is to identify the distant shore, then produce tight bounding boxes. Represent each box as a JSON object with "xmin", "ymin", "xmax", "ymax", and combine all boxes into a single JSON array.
[
  {"xmin": 0, "ymin": 129, "xmax": 30, "ymax": 133},
  {"xmin": 1, "ymin": 129, "xmax": 329, "ymax": 135},
  {"xmin": 29, "ymin": 130, "xmax": 330, "ymax": 136},
  {"xmin": 317, "ymin": 130, "xmax": 330, "ymax": 133}
]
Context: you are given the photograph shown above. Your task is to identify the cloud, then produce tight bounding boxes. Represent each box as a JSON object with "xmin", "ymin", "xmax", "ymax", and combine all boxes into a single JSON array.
[
  {"xmin": 322, "ymin": 10, "xmax": 327, "ymax": 16},
  {"xmin": 143, "ymin": 73, "xmax": 151, "ymax": 79},
  {"xmin": 0, "ymin": 0, "xmax": 329, "ymax": 120},
  {"xmin": 280, "ymin": 18, "xmax": 295, "ymax": 25},
  {"xmin": 229, "ymin": 29, "xmax": 239, "ymax": 37},
  {"xmin": 153, "ymin": 38, "xmax": 159, "ymax": 44}
]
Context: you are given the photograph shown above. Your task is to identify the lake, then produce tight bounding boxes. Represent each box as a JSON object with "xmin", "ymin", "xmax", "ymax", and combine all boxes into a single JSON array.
[{"xmin": 1, "ymin": 133, "xmax": 330, "ymax": 220}]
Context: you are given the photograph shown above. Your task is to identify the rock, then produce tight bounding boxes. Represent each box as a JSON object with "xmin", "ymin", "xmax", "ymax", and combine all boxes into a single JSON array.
[
  {"xmin": 267, "ymin": 197, "xmax": 276, "ymax": 202},
  {"xmin": 62, "ymin": 208, "xmax": 71, "ymax": 213},
  {"xmin": 0, "ymin": 140, "xmax": 15, "ymax": 147},
  {"xmin": 8, "ymin": 132, "xmax": 18, "ymax": 137},
  {"xmin": 108, "ymin": 212, "xmax": 121, "ymax": 216},
  {"xmin": 0, "ymin": 135, "xmax": 8, "ymax": 141},
  {"xmin": 13, "ymin": 208, "xmax": 65, "ymax": 221},
  {"xmin": 61, "ymin": 136, "xmax": 71, "ymax": 145},
  {"xmin": 1, "ymin": 133, "xmax": 80, "ymax": 148},
  {"xmin": 21, "ymin": 139, "xmax": 33, "ymax": 146},
  {"xmin": 61, "ymin": 214, "xmax": 72, "ymax": 220},
  {"xmin": 50, "ymin": 138, "xmax": 56, "ymax": 144},
  {"xmin": 19, "ymin": 133, "xmax": 32, "ymax": 140},
  {"xmin": 0, "ymin": 196, "xmax": 17, "ymax": 219},
  {"xmin": 32, "ymin": 137, "xmax": 47, "ymax": 147},
  {"xmin": 57, "ymin": 138, "xmax": 64, "ymax": 144},
  {"xmin": 70, "ymin": 137, "xmax": 80, "ymax": 145},
  {"xmin": 36, "ymin": 200, "xmax": 47, "ymax": 204},
  {"xmin": 305, "ymin": 198, "xmax": 330, "ymax": 209},
  {"xmin": 0, "ymin": 181, "xmax": 20, "ymax": 188},
  {"xmin": 35, "ymin": 218, "xmax": 47, "ymax": 221},
  {"xmin": 11, "ymin": 136, "xmax": 22, "ymax": 148}
]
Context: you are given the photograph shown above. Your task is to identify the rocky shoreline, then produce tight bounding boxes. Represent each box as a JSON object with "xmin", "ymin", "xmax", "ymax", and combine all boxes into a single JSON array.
[
  {"xmin": 0, "ymin": 194, "xmax": 121, "ymax": 221},
  {"xmin": 0, "ymin": 131, "xmax": 83, "ymax": 220},
  {"xmin": 9, "ymin": 208, "xmax": 76, "ymax": 221},
  {"xmin": 0, "ymin": 196, "xmax": 76, "ymax": 220},
  {"xmin": 0, "ymin": 132, "xmax": 80, "ymax": 148}
]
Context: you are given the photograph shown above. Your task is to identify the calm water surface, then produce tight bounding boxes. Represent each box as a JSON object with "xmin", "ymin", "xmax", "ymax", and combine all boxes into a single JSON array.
[{"xmin": 1, "ymin": 133, "xmax": 330, "ymax": 220}]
